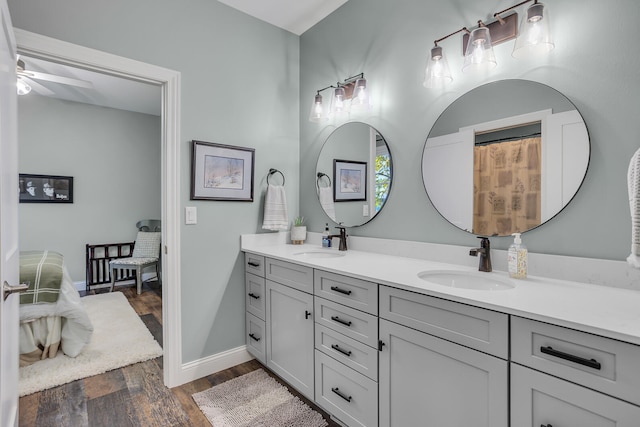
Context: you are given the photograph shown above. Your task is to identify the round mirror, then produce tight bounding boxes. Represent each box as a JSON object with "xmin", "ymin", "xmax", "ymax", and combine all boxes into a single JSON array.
[
  {"xmin": 422, "ymin": 79, "xmax": 590, "ymax": 237},
  {"xmin": 316, "ymin": 122, "xmax": 392, "ymax": 227}
]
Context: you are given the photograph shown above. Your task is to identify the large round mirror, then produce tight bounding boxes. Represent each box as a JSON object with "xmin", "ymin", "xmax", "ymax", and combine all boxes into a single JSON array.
[
  {"xmin": 316, "ymin": 122, "xmax": 392, "ymax": 227},
  {"xmin": 422, "ymin": 79, "xmax": 590, "ymax": 237}
]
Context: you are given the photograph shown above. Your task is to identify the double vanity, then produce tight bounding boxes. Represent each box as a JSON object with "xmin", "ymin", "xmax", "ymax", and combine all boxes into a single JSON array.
[{"xmin": 242, "ymin": 233, "xmax": 640, "ymax": 427}]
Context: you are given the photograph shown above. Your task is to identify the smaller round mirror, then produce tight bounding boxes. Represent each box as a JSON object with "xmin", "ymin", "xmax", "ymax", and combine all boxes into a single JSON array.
[
  {"xmin": 316, "ymin": 122, "xmax": 392, "ymax": 227},
  {"xmin": 422, "ymin": 79, "xmax": 590, "ymax": 237}
]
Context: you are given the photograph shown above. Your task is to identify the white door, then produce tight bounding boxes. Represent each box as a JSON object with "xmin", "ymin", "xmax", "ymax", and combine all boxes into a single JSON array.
[{"xmin": 0, "ymin": 1, "xmax": 20, "ymax": 426}]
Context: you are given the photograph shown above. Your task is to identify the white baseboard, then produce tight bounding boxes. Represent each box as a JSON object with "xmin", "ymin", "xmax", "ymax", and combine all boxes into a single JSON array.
[{"xmin": 176, "ymin": 345, "xmax": 254, "ymax": 386}]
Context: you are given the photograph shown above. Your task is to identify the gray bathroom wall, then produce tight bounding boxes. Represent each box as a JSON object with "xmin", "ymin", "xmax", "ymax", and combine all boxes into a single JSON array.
[
  {"xmin": 300, "ymin": 0, "xmax": 640, "ymax": 261},
  {"xmin": 18, "ymin": 95, "xmax": 161, "ymax": 282},
  {"xmin": 8, "ymin": 0, "xmax": 300, "ymax": 363}
]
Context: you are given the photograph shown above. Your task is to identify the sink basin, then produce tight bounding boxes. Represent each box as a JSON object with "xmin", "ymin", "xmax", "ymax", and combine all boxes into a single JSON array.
[
  {"xmin": 293, "ymin": 251, "xmax": 345, "ymax": 259},
  {"xmin": 417, "ymin": 270, "xmax": 514, "ymax": 291}
]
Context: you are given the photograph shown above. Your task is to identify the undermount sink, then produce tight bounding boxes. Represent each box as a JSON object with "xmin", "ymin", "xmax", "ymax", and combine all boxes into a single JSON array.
[
  {"xmin": 417, "ymin": 270, "xmax": 515, "ymax": 291},
  {"xmin": 293, "ymin": 250, "xmax": 345, "ymax": 259}
]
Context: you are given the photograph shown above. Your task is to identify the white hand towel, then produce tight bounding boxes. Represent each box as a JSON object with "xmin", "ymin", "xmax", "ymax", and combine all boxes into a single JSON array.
[
  {"xmin": 318, "ymin": 186, "xmax": 336, "ymax": 222},
  {"xmin": 628, "ymin": 148, "xmax": 640, "ymax": 268},
  {"xmin": 262, "ymin": 184, "xmax": 289, "ymax": 231}
]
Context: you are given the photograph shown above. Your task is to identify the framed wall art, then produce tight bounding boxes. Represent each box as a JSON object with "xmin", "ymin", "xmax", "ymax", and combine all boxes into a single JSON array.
[
  {"xmin": 19, "ymin": 174, "xmax": 74, "ymax": 203},
  {"xmin": 191, "ymin": 140, "xmax": 255, "ymax": 201},
  {"xmin": 333, "ymin": 159, "xmax": 367, "ymax": 202}
]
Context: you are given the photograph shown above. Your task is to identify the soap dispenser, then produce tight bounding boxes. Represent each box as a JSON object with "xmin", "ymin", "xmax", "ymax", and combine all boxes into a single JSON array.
[
  {"xmin": 508, "ymin": 233, "xmax": 528, "ymax": 279},
  {"xmin": 322, "ymin": 223, "xmax": 331, "ymax": 248}
]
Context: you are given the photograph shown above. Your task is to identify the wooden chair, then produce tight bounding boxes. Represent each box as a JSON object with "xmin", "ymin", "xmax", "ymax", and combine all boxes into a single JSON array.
[{"xmin": 109, "ymin": 227, "xmax": 161, "ymax": 294}]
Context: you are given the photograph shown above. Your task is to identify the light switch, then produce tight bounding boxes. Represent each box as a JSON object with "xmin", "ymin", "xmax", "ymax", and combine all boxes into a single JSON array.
[
  {"xmin": 185, "ymin": 206, "xmax": 197, "ymax": 224},
  {"xmin": 363, "ymin": 204, "xmax": 369, "ymax": 217}
]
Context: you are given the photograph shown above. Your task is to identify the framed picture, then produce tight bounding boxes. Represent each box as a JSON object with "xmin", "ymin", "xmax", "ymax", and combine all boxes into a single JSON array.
[
  {"xmin": 19, "ymin": 174, "xmax": 73, "ymax": 203},
  {"xmin": 333, "ymin": 159, "xmax": 367, "ymax": 202},
  {"xmin": 191, "ymin": 140, "xmax": 255, "ymax": 201}
]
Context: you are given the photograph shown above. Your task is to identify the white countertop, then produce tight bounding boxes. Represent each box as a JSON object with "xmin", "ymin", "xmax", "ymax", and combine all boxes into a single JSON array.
[{"xmin": 242, "ymin": 235, "xmax": 640, "ymax": 346}]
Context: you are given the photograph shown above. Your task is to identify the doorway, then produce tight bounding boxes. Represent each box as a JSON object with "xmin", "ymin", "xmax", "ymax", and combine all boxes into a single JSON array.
[{"xmin": 15, "ymin": 28, "xmax": 182, "ymax": 387}]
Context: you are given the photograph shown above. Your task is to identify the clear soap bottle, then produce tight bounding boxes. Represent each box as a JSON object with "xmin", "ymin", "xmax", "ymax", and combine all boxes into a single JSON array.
[
  {"xmin": 508, "ymin": 233, "xmax": 528, "ymax": 279},
  {"xmin": 322, "ymin": 223, "xmax": 331, "ymax": 248}
]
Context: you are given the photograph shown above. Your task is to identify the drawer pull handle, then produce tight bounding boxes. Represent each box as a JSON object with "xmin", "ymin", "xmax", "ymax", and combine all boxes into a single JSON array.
[
  {"xmin": 305, "ymin": 310, "xmax": 312, "ymax": 320},
  {"xmin": 541, "ymin": 424, "xmax": 553, "ymax": 427},
  {"xmin": 540, "ymin": 346, "xmax": 601, "ymax": 370},
  {"xmin": 247, "ymin": 261, "xmax": 260, "ymax": 267},
  {"xmin": 331, "ymin": 316, "xmax": 352, "ymax": 327},
  {"xmin": 248, "ymin": 293, "xmax": 260, "ymax": 300},
  {"xmin": 331, "ymin": 344, "xmax": 352, "ymax": 357},
  {"xmin": 249, "ymin": 333, "xmax": 261, "ymax": 342},
  {"xmin": 330, "ymin": 286, "xmax": 352, "ymax": 295},
  {"xmin": 331, "ymin": 387, "xmax": 352, "ymax": 403}
]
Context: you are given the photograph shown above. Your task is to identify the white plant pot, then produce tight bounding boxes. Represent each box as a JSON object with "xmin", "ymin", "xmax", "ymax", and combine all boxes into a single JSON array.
[{"xmin": 291, "ymin": 226, "xmax": 307, "ymax": 244}]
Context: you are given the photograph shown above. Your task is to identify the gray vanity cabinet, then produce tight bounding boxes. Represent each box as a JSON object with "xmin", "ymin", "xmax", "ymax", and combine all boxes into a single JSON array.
[{"xmin": 378, "ymin": 285, "xmax": 509, "ymax": 427}]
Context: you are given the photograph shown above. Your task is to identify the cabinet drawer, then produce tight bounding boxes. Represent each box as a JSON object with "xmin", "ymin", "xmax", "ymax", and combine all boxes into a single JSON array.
[
  {"xmin": 315, "ymin": 297, "xmax": 378, "ymax": 348},
  {"xmin": 314, "ymin": 270, "xmax": 378, "ymax": 315},
  {"xmin": 244, "ymin": 253, "xmax": 265, "ymax": 277},
  {"xmin": 315, "ymin": 323, "xmax": 378, "ymax": 381},
  {"xmin": 265, "ymin": 258, "xmax": 313, "ymax": 293},
  {"xmin": 512, "ymin": 316, "xmax": 640, "ymax": 406},
  {"xmin": 246, "ymin": 312, "xmax": 266, "ymax": 365},
  {"xmin": 245, "ymin": 273, "xmax": 265, "ymax": 320},
  {"xmin": 379, "ymin": 285, "xmax": 508, "ymax": 359},
  {"xmin": 315, "ymin": 350, "xmax": 378, "ymax": 427},
  {"xmin": 511, "ymin": 364, "xmax": 640, "ymax": 426}
]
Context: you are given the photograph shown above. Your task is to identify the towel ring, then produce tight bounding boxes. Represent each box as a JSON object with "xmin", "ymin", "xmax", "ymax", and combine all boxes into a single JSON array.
[
  {"xmin": 267, "ymin": 168, "xmax": 285, "ymax": 186},
  {"xmin": 316, "ymin": 172, "xmax": 332, "ymax": 191}
]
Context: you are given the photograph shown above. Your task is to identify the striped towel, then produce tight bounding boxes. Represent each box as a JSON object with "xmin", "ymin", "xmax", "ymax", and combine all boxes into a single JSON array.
[
  {"xmin": 262, "ymin": 184, "xmax": 289, "ymax": 231},
  {"xmin": 628, "ymin": 148, "xmax": 640, "ymax": 268}
]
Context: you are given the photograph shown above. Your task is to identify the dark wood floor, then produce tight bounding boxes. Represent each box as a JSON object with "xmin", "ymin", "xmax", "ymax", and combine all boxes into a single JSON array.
[{"xmin": 18, "ymin": 281, "xmax": 340, "ymax": 427}]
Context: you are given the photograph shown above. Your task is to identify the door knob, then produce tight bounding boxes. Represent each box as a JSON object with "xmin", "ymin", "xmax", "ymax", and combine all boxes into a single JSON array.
[{"xmin": 3, "ymin": 281, "xmax": 29, "ymax": 301}]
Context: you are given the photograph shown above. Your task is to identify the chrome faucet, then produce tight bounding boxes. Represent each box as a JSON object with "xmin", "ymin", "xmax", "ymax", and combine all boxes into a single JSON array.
[
  {"xmin": 329, "ymin": 226, "xmax": 348, "ymax": 251},
  {"xmin": 469, "ymin": 237, "xmax": 492, "ymax": 272}
]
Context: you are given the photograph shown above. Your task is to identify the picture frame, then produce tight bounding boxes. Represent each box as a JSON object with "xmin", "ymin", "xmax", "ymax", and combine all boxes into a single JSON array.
[
  {"xmin": 333, "ymin": 159, "xmax": 367, "ymax": 202},
  {"xmin": 190, "ymin": 140, "xmax": 255, "ymax": 201},
  {"xmin": 19, "ymin": 174, "xmax": 74, "ymax": 203}
]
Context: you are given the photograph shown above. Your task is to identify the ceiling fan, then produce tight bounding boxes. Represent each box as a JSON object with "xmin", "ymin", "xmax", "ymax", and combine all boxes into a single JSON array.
[{"xmin": 16, "ymin": 56, "xmax": 94, "ymax": 96}]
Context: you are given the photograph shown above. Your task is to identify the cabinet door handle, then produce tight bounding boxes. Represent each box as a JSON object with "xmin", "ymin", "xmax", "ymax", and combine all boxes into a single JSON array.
[
  {"xmin": 541, "ymin": 424, "xmax": 553, "ymax": 427},
  {"xmin": 331, "ymin": 344, "xmax": 352, "ymax": 357},
  {"xmin": 248, "ymin": 293, "xmax": 260, "ymax": 300},
  {"xmin": 331, "ymin": 387, "xmax": 352, "ymax": 403},
  {"xmin": 330, "ymin": 286, "xmax": 352, "ymax": 295},
  {"xmin": 540, "ymin": 346, "xmax": 602, "ymax": 370},
  {"xmin": 331, "ymin": 316, "xmax": 352, "ymax": 327},
  {"xmin": 247, "ymin": 261, "xmax": 260, "ymax": 267},
  {"xmin": 305, "ymin": 310, "xmax": 311, "ymax": 319},
  {"xmin": 249, "ymin": 333, "xmax": 261, "ymax": 342}
]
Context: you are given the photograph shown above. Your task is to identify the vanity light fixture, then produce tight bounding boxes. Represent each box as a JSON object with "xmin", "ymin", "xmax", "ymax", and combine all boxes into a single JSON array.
[
  {"xmin": 309, "ymin": 73, "xmax": 370, "ymax": 122},
  {"xmin": 423, "ymin": 0, "xmax": 553, "ymax": 88}
]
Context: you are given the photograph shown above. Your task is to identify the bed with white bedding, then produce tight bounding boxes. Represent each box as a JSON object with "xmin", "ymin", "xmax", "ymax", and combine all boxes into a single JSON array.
[{"xmin": 19, "ymin": 251, "xmax": 93, "ymax": 367}]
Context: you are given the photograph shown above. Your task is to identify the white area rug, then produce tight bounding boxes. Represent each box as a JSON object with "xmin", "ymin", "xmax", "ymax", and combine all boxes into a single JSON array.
[
  {"xmin": 193, "ymin": 369, "xmax": 328, "ymax": 427},
  {"xmin": 19, "ymin": 291, "xmax": 163, "ymax": 396}
]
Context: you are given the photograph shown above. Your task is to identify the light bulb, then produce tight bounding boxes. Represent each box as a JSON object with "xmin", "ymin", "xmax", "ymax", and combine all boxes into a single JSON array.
[
  {"xmin": 424, "ymin": 45, "xmax": 452, "ymax": 88},
  {"xmin": 351, "ymin": 78, "xmax": 371, "ymax": 111},
  {"xmin": 513, "ymin": 2, "xmax": 554, "ymax": 58},
  {"xmin": 308, "ymin": 93, "xmax": 328, "ymax": 122},
  {"xmin": 462, "ymin": 26, "xmax": 497, "ymax": 73}
]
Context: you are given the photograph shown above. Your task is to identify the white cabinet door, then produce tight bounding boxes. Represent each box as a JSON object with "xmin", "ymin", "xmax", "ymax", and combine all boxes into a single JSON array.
[
  {"xmin": 511, "ymin": 364, "xmax": 640, "ymax": 427},
  {"xmin": 379, "ymin": 319, "xmax": 508, "ymax": 427},
  {"xmin": 266, "ymin": 279, "xmax": 314, "ymax": 400}
]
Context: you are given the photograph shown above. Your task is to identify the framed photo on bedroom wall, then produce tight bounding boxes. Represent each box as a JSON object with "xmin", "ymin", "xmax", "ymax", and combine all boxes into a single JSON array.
[
  {"xmin": 190, "ymin": 140, "xmax": 255, "ymax": 201},
  {"xmin": 19, "ymin": 174, "xmax": 74, "ymax": 203},
  {"xmin": 333, "ymin": 159, "xmax": 367, "ymax": 202}
]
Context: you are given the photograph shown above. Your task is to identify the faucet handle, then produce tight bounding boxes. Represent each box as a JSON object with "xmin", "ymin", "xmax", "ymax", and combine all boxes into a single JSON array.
[{"xmin": 477, "ymin": 236, "xmax": 490, "ymax": 247}]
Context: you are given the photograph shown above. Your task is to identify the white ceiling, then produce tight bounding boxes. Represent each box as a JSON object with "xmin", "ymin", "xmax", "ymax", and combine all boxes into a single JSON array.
[
  {"xmin": 18, "ymin": 1, "xmax": 346, "ymax": 115},
  {"xmin": 217, "ymin": 0, "xmax": 348, "ymax": 35}
]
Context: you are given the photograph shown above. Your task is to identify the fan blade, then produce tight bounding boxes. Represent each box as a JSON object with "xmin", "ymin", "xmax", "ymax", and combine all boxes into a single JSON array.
[
  {"xmin": 19, "ymin": 70, "xmax": 94, "ymax": 89},
  {"xmin": 21, "ymin": 77, "xmax": 55, "ymax": 96}
]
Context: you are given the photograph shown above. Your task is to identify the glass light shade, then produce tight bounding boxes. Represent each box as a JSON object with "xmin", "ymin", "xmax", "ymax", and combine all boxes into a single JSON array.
[
  {"xmin": 330, "ymin": 86, "xmax": 350, "ymax": 118},
  {"xmin": 17, "ymin": 77, "xmax": 31, "ymax": 95},
  {"xmin": 423, "ymin": 45, "xmax": 453, "ymax": 88},
  {"xmin": 350, "ymin": 78, "xmax": 372, "ymax": 111},
  {"xmin": 462, "ymin": 26, "xmax": 497, "ymax": 73},
  {"xmin": 308, "ymin": 93, "xmax": 329, "ymax": 122},
  {"xmin": 512, "ymin": 2, "xmax": 554, "ymax": 58}
]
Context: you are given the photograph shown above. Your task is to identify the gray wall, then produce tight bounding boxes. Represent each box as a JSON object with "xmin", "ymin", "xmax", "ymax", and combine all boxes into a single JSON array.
[
  {"xmin": 300, "ymin": 0, "xmax": 640, "ymax": 261},
  {"xmin": 8, "ymin": 0, "xmax": 300, "ymax": 363},
  {"xmin": 18, "ymin": 95, "xmax": 161, "ymax": 282}
]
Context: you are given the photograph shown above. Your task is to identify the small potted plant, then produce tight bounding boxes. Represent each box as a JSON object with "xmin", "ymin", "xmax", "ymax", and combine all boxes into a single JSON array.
[{"xmin": 290, "ymin": 216, "xmax": 307, "ymax": 245}]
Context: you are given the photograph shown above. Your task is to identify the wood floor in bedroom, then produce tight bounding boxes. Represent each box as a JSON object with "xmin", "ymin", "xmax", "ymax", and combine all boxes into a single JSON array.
[{"xmin": 18, "ymin": 281, "xmax": 340, "ymax": 427}]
